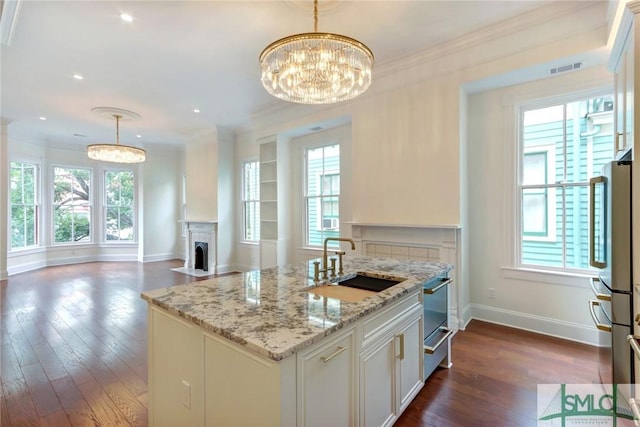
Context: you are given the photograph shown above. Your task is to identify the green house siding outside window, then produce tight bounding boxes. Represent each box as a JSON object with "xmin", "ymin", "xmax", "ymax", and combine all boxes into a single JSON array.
[
  {"xmin": 305, "ymin": 144, "xmax": 340, "ymax": 247},
  {"xmin": 519, "ymin": 95, "xmax": 614, "ymax": 271}
]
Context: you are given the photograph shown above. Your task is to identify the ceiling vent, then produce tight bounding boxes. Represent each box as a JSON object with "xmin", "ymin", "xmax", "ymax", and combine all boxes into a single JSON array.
[{"xmin": 549, "ymin": 62, "xmax": 583, "ymax": 75}]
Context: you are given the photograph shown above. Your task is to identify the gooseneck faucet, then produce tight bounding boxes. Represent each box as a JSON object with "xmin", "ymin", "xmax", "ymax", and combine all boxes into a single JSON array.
[{"xmin": 319, "ymin": 237, "xmax": 356, "ymax": 280}]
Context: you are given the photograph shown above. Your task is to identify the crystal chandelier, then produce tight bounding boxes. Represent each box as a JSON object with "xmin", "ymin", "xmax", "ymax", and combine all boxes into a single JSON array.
[
  {"xmin": 87, "ymin": 114, "xmax": 146, "ymax": 163},
  {"xmin": 259, "ymin": 0, "xmax": 374, "ymax": 104}
]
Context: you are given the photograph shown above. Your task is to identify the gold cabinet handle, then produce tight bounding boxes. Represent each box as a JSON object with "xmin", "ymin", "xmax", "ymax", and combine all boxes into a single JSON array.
[
  {"xmin": 320, "ymin": 346, "xmax": 347, "ymax": 363},
  {"xmin": 396, "ymin": 333, "xmax": 405, "ymax": 360}
]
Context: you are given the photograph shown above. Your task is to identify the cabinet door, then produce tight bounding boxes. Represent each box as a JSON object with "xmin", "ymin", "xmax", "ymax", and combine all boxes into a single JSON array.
[
  {"xmin": 397, "ymin": 314, "xmax": 424, "ymax": 413},
  {"xmin": 360, "ymin": 335, "xmax": 396, "ymax": 427},
  {"xmin": 624, "ymin": 33, "xmax": 634, "ymax": 154},
  {"xmin": 149, "ymin": 307, "xmax": 201, "ymax": 427},
  {"xmin": 298, "ymin": 328, "xmax": 356, "ymax": 427},
  {"xmin": 615, "ymin": 53, "xmax": 627, "ymax": 153}
]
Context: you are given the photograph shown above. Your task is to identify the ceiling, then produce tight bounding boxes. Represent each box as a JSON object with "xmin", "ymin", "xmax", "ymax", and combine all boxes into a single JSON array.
[{"xmin": 0, "ymin": 0, "xmax": 610, "ymax": 150}]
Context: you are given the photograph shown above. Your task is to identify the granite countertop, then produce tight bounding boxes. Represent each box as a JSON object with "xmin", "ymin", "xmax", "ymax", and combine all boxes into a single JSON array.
[{"xmin": 141, "ymin": 257, "xmax": 452, "ymax": 361}]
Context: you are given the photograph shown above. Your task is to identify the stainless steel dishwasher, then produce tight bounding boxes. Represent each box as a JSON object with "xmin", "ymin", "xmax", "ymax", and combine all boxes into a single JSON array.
[{"xmin": 423, "ymin": 274, "xmax": 453, "ymax": 379}]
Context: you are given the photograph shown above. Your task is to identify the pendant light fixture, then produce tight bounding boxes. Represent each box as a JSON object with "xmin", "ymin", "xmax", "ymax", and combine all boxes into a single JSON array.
[
  {"xmin": 87, "ymin": 109, "xmax": 146, "ymax": 163},
  {"xmin": 259, "ymin": 0, "xmax": 374, "ymax": 104}
]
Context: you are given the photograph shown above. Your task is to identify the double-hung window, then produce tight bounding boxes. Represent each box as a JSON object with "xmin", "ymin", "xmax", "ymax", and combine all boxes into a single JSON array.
[
  {"xmin": 242, "ymin": 161, "xmax": 260, "ymax": 241},
  {"xmin": 304, "ymin": 144, "xmax": 340, "ymax": 247},
  {"xmin": 53, "ymin": 166, "xmax": 91, "ymax": 244},
  {"xmin": 10, "ymin": 161, "xmax": 38, "ymax": 250},
  {"xmin": 104, "ymin": 170, "xmax": 135, "ymax": 241},
  {"xmin": 518, "ymin": 95, "xmax": 614, "ymax": 271}
]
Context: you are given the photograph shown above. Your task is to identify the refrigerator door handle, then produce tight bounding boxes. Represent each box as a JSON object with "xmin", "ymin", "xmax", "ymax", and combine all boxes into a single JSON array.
[
  {"xmin": 589, "ymin": 176, "xmax": 607, "ymax": 269},
  {"xmin": 589, "ymin": 300, "xmax": 612, "ymax": 332}
]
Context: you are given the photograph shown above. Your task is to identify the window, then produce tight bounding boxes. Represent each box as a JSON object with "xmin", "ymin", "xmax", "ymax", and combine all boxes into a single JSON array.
[
  {"xmin": 242, "ymin": 161, "xmax": 260, "ymax": 241},
  {"xmin": 518, "ymin": 95, "xmax": 614, "ymax": 270},
  {"xmin": 10, "ymin": 162, "xmax": 38, "ymax": 250},
  {"xmin": 104, "ymin": 170, "xmax": 135, "ymax": 241},
  {"xmin": 53, "ymin": 167, "xmax": 91, "ymax": 244},
  {"xmin": 305, "ymin": 144, "xmax": 340, "ymax": 247}
]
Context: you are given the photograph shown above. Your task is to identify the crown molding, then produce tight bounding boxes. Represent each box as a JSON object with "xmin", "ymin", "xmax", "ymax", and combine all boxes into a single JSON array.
[{"xmin": 374, "ymin": 1, "xmax": 603, "ymax": 80}]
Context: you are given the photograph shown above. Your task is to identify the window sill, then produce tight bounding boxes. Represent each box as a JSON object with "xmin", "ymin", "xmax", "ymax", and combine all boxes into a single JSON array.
[{"xmin": 501, "ymin": 266, "xmax": 593, "ymax": 288}]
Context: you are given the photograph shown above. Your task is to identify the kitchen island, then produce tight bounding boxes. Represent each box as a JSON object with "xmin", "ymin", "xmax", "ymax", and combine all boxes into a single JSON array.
[{"xmin": 142, "ymin": 257, "xmax": 451, "ymax": 427}]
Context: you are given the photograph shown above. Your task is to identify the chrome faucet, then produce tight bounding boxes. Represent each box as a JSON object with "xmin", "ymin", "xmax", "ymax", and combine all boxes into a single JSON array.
[{"xmin": 316, "ymin": 237, "xmax": 356, "ymax": 281}]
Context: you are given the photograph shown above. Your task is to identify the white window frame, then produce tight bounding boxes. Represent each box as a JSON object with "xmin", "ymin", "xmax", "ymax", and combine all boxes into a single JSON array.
[
  {"xmin": 9, "ymin": 160, "xmax": 40, "ymax": 251},
  {"xmin": 242, "ymin": 160, "xmax": 260, "ymax": 242},
  {"xmin": 103, "ymin": 168, "xmax": 136, "ymax": 243},
  {"xmin": 515, "ymin": 91, "xmax": 613, "ymax": 273},
  {"xmin": 303, "ymin": 143, "xmax": 340, "ymax": 248},
  {"xmin": 51, "ymin": 164, "xmax": 93, "ymax": 245}
]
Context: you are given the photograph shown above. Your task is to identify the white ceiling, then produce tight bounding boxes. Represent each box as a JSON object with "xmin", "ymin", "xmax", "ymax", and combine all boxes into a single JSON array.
[{"xmin": 0, "ymin": 0, "xmax": 609, "ymax": 149}]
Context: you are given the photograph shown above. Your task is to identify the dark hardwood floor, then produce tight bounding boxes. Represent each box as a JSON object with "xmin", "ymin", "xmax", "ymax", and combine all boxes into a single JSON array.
[{"xmin": 1, "ymin": 260, "xmax": 600, "ymax": 426}]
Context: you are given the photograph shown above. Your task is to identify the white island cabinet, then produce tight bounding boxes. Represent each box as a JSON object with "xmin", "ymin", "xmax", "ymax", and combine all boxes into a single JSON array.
[{"xmin": 142, "ymin": 257, "xmax": 452, "ymax": 427}]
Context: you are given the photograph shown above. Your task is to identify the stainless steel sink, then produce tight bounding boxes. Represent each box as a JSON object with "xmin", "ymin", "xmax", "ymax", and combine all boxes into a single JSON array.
[{"xmin": 334, "ymin": 274, "xmax": 403, "ymax": 292}]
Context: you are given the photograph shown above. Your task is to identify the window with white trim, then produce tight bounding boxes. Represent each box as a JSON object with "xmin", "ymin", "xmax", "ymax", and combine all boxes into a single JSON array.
[
  {"xmin": 518, "ymin": 95, "xmax": 613, "ymax": 270},
  {"xmin": 104, "ymin": 170, "xmax": 135, "ymax": 241},
  {"xmin": 53, "ymin": 166, "xmax": 91, "ymax": 244},
  {"xmin": 242, "ymin": 161, "xmax": 260, "ymax": 241},
  {"xmin": 10, "ymin": 161, "xmax": 39, "ymax": 250},
  {"xmin": 304, "ymin": 144, "xmax": 340, "ymax": 247}
]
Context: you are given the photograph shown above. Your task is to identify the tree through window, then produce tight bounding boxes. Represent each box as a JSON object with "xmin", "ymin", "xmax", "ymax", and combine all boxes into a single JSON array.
[{"xmin": 53, "ymin": 167, "xmax": 91, "ymax": 243}]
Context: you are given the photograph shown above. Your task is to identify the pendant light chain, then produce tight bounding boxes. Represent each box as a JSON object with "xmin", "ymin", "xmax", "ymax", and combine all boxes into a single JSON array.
[
  {"xmin": 314, "ymin": 0, "xmax": 318, "ymax": 32},
  {"xmin": 115, "ymin": 114, "xmax": 121, "ymax": 146}
]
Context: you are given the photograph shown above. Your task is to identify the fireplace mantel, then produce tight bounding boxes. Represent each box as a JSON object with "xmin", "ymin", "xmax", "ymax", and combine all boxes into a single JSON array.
[{"xmin": 173, "ymin": 220, "xmax": 218, "ymax": 277}]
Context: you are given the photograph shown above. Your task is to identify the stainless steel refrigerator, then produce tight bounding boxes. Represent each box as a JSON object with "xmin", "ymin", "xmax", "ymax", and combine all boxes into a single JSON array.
[{"xmin": 588, "ymin": 155, "xmax": 633, "ymax": 386}]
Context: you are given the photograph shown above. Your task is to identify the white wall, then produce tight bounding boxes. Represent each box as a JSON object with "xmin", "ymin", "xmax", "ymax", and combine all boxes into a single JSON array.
[
  {"xmin": 466, "ymin": 65, "xmax": 612, "ymax": 345},
  {"xmin": 185, "ymin": 130, "xmax": 218, "ymax": 222},
  {"xmin": 139, "ymin": 145, "xmax": 184, "ymax": 262}
]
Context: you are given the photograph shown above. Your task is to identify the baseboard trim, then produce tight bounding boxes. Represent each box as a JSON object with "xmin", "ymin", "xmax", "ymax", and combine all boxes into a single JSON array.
[
  {"xmin": 470, "ymin": 303, "xmax": 599, "ymax": 346},
  {"xmin": 141, "ymin": 253, "xmax": 181, "ymax": 263}
]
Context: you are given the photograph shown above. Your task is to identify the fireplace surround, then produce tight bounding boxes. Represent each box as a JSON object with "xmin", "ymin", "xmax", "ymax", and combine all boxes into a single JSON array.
[{"xmin": 172, "ymin": 220, "xmax": 217, "ymax": 277}]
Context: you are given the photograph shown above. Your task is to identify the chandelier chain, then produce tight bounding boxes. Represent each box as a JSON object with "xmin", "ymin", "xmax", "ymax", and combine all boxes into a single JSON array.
[
  {"xmin": 115, "ymin": 115, "xmax": 121, "ymax": 146},
  {"xmin": 314, "ymin": 0, "xmax": 318, "ymax": 32}
]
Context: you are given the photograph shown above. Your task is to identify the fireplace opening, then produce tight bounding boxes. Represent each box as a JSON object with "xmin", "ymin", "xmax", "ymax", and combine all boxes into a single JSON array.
[{"xmin": 194, "ymin": 241, "xmax": 209, "ymax": 272}]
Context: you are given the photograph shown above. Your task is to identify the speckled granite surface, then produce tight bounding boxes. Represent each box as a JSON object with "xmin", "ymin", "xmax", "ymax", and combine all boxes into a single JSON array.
[{"xmin": 141, "ymin": 257, "xmax": 451, "ymax": 361}]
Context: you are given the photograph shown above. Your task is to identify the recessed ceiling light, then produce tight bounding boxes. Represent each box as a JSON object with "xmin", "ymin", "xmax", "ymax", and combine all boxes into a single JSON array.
[
  {"xmin": 120, "ymin": 13, "xmax": 133, "ymax": 22},
  {"xmin": 193, "ymin": 108, "xmax": 200, "ymax": 113},
  {"xmin": 39, "ymin": 117, "xmax": 47, "ymax": 121},
  {"xmin": 73, "ymin": 74, "xmax": 84, "ymax": 80},
  {"xmin": 136, "ymin": 134, "xmax": 142, "ymax": 138}
]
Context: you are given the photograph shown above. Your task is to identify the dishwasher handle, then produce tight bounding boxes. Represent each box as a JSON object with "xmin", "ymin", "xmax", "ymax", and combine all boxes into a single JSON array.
[
  {"xmin": 424, "ymin": 327, "xmax": 453, "ymax": 354},
  {"xmin": 424, "ymin": 278, "xmax": 452, "ymax": 295}
]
